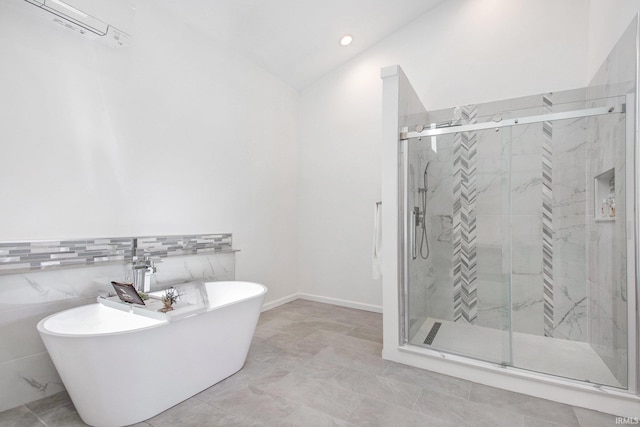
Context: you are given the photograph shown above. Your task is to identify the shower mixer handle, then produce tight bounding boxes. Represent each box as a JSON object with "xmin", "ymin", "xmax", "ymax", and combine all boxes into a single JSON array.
[
  {"xmin": 411, "ymin": 207, "xmax": 423, "ymax": 260},
  {"xmin": 413, "ymin": 206, "xmax": 423, "ymax": 227}
]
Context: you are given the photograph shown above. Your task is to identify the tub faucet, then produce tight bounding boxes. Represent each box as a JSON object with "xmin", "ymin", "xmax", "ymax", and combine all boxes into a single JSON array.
[{"xmin": 132, "ymin": 256, "xmax": 156, "ymax": 293}]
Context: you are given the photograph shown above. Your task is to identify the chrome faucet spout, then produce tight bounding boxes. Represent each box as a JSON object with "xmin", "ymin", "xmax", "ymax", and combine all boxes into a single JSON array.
[{"xmin": 132, "ymin": 256, "xmax": 156, "ymax": 293}]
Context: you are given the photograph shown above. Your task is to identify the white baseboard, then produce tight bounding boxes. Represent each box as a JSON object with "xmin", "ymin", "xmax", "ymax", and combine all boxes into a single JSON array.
[
  {"xmin": 261, "ymin": 293, "xmax": 301, "ymax": 312},
  {"xmin": 262, "ymin": 292, "xmax": 382, "ymax": 313},
  {"xmin": 299, "ymin": 293, "xmax": 382, "ymax": 313}
]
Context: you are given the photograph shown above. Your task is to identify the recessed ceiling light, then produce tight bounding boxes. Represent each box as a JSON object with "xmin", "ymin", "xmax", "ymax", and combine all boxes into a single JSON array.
[{"xmin": 340, "ymin": 34, "xmax": 353, "ymax": 46}]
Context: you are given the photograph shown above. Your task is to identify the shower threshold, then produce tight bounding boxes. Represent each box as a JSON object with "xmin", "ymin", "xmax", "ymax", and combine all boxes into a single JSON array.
[{"xmin": 410, "ymin": 317, "xmax": 622, "ymax": 388}]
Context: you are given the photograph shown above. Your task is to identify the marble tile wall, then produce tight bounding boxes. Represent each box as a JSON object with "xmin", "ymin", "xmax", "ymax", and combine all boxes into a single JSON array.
[
  {"xmin": 403, "ymin": 20, "xmax": 634, "ymax": 392},
  {"xmin": 548, "ymin": 113, "xmax": 589, "ymax": 341},
  {"xmin": 0, "ymin": 234, "xmax": 236, "ymax": 412},
  {"xmin": 585, "ymin": 17, "xmax": 637, "ymax": 389},
  {"xmin": 586, "ymin": 111, "xmax": 628, "ymax": 388},
  {"xmin": 406, "ymin": 91, "xmax": 599, "ymax": 348},
  {"xmin": 407, "ymin": 131, "xmax": 445, "ymax": 337}
]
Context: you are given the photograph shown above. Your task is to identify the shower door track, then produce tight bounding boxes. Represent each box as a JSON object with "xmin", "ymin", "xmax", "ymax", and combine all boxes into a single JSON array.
[{"xmin": 400, "ymin": 104, "xmax": 622, "ymax": 140}]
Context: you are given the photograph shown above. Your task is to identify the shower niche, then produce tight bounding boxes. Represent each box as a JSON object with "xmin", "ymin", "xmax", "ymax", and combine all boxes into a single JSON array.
[{"xmin": 595, "ymin": 168, "xmax": 616, "ymax": 221}]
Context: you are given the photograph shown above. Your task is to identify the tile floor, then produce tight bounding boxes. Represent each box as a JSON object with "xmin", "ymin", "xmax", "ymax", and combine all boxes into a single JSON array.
[{"xmin": 0, "ymin": 300, "xmax": 623, "ymax": 426}]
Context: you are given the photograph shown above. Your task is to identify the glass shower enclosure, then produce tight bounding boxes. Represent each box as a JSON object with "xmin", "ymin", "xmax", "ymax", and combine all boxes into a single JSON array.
[{"xmin": 399, "ymin": 89, "xmax": 634, "ymax": 390}]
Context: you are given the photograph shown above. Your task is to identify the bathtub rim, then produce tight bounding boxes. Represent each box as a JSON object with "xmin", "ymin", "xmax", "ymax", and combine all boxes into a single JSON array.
[
  {"xmin": 203, "ymin": 280, "xmax": 267, "ymax": 311},
  {"xmin": 37, "ymin": 280, "xmax": 268, "ymax": 338}
]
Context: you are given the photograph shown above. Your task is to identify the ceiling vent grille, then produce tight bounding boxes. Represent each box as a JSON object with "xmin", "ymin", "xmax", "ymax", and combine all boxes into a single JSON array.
[{"xmin": 23, "ymin": 0, "xmax": 132, "ymax": 46}]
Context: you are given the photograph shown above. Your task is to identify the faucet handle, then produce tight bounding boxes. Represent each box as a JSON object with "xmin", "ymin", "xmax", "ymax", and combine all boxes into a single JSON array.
[
  {"xmin": 148, "ymin": 257, "xmax": 157, "ymax": 273},
  {"xmin": 132, "ymin": 255, "xmax": 160, "ymax": 271}
]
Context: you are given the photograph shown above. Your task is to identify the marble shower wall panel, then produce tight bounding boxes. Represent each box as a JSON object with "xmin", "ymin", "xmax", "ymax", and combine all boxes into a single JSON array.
[
  {"xmin": 424, "ymin": 96, "xmax": 591, "ymax": 341},
  {"xmin": 413, "ymin": 80, "xmax": 630, "ymax": 367},
  {"xmin": 587, "ymin": 113, "xmax": 628, "ymax": 387},
  {"xmin": 585, "ymin": 17, "xmax": 636, "ymax": 389},
  {"xmin": 425, "ymin": 139, "xmax": 455, "ymax": 324},
  {"xmin": 407, "ymin": 129, "xmax": 456, "ymax": 334},
  {"xmin": 510, "ymin": 119, "xmax": 545, "ymax": 336},
  {"xmin": 474, "ymin": 126, "xmax": 503, "ymax": 329},
  {"xmin": 549, "ymin": 115, "xmax": 588, "ymax": 341},
  {"xmin": 473, "ymin": 119, "xmax": 545, "ymax": 333},
  {"xmin": 407, "ymin": 138, "xmax": 433, "ymax": 335}
]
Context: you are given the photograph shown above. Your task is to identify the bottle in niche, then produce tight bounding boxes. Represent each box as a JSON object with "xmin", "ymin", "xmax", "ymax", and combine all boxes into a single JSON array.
[
  {"xmin": 610, "ymin": 198, "xmax": 616, "ymax": 218},
  {"xmin": 601, "ymin": 199, "xmax": 608, "ymax": 218}
]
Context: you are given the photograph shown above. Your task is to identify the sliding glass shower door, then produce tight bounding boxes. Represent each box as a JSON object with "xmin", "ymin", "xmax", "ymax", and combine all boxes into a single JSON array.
[
  {"xmin": 401, "ymin": 94, "xmax": 630, "ymax": 389},
  {"xmin": 403, "ymin": 115, "xmax": 513, "ymax": 366}
]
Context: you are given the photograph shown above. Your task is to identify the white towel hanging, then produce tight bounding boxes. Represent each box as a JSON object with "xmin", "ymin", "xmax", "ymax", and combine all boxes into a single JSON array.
[{"xmin": 373, "ymin": 201, "xmax": 383, "ymax": 279}]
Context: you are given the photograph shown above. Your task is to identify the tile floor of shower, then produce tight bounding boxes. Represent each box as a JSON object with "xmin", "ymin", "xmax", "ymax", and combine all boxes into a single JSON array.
[
  {"xmin": 411, "ymin": 318, "xmax": 621, "ymax": 387},
  {"xmin": 0, "ymin": 300, "xmax": 619, "ymax": 427}
]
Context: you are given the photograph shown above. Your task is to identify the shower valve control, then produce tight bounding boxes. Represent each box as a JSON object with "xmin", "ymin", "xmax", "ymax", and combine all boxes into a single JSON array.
[{"xmin": 413, "ymin": 207, "xmax": 423, "ymax": 227}]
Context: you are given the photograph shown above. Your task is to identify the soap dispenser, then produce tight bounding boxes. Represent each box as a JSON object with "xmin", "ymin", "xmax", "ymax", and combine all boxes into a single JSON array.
[{"xmin": 610, "ymin": 198, "xmax": 616, "ymax": 218}]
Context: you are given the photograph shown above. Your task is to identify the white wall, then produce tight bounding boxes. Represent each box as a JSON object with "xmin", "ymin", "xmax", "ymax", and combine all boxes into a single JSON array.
[
  {"xmin": 297, "ymin": 0, "xmax": 589, "ymax": 309},
  {"xmin": 0, "ymin": 0, "xmax": 299, "ymax": 304},
  {"xmin": 3, "ymin": 0, "xmax": 634, "ymax": 313},
  {"xmin": 588, "ymin": 0, "xmax": 640, "ymax": 79}
]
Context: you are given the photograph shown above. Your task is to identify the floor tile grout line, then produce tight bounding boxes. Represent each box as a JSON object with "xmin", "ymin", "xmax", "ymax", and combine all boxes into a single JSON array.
[
  {"xmin": 358, "ymin": 393, "xmax": 441, "ymax": 423},
  {"xmin": 253, "ymin": 366, "xmax": 366, "ymax": 423},
  {"xmin": 27, "ymin": 395, "xmax": 73, "ymax": 420},
  {"xmin": 24, "ymin": 405, "xmax": 48, "ymax": 427},
  {"xmin": 329, "ymin": 367, "xmax": 428, "ymax": 416},
  {"xmin": 456, "ymin": 384, "xmax": 577, "ymax": 426}
]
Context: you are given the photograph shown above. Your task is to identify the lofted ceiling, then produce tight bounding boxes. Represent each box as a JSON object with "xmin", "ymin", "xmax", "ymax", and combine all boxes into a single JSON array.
[{"xmin": 158, "ymin": 0, "xmax": 448, "ymax": 90}]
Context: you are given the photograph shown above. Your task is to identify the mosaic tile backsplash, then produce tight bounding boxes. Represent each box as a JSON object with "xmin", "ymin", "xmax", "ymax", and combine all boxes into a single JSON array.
[{"xmin": 0, "ymin": 233, "xmax": 233, "ymax": 274}]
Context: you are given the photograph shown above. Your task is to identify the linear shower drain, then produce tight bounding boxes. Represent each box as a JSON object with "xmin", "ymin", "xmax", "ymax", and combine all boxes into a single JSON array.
[{"xmin": 423, "ymin": 322, "xmax": 441, "ymax": 345}]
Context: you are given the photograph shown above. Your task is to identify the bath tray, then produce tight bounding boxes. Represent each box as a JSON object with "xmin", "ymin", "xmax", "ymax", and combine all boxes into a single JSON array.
[{"xmin": 97, "ymin": 296, "xmax": 206, "ymax": 322}]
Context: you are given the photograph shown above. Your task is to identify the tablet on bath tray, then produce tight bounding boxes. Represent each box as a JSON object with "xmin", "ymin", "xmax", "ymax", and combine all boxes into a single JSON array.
[{"xmin": 110, "ymin": 281, "xmax": 145, "ymax": 305}]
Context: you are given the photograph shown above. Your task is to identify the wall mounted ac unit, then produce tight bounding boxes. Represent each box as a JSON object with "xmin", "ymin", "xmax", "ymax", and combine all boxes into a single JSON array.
[{"xmin": 24, "ymin": 0, "xmax": 133, "ymax": 47}]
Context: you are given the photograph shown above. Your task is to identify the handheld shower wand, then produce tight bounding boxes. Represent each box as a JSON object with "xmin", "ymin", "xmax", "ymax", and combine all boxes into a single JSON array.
[{"xmin": 416, "ymin": 162, "xmax": 430, "ymax": 260}]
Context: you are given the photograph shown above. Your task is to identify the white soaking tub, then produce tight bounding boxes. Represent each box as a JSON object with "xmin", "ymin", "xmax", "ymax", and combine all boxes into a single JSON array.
[{"xmin": 37, "ymin": 281, "xmax": 267, "ymax": 427}]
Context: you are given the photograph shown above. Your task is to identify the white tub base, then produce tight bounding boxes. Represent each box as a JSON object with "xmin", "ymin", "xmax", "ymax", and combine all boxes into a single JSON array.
[{"xmin": 37, "ymin": 281, "xmax": 267, "ymax": 427}]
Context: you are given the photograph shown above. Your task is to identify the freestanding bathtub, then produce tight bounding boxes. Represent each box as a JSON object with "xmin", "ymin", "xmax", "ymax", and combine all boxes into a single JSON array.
[{"xmin": 37, "ymin": 281, "xmax": 267, "ymax": 427}]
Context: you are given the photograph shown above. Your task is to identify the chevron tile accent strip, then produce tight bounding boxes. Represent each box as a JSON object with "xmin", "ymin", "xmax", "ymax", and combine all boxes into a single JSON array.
[
  {"xmin": 542, "ymin": 94, "xmax": 554, "ymax": 337},
  {"xmin": 452, "ymin": 105, "xmax": 478, "ymax": 324}
]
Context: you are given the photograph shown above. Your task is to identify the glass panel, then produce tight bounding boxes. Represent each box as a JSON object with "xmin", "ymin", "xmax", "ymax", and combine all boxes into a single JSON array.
[
  {"xmin": 507, "ymin": 100, "xmax": 628, "ymax": 389},
  {"xmin": 403, "ymin": 94, "xmax": 628, "ymax": 389},
  {"xmin": 405, "ymin": 121, "xmax": 513, "ymax": 365}
]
